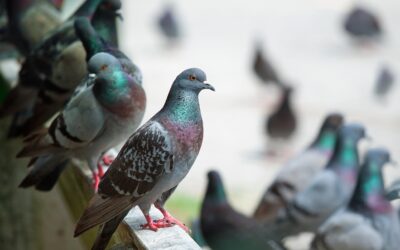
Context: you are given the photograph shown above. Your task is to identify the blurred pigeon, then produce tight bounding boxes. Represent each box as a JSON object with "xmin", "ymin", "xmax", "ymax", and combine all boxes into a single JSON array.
[
  {"xmin": 266, "ymin": 86, "xmax": 296, "ymax": 141},
  {"xmin": 266, "ymin": 123, "xmax": 366, "ymax": 239},
  {"xmin": 312, "ymin": 148, "xmax": 400, "ymax": 250},
  {"xmin": 252, "ymin": 43, "xmax": 281, "ymax": 85},
  {"xmin": 18, "ymin": 52, "xmax": 146, "ymax": 191},
  {"xmin": 92, "ymin": 0, "xmax": 121, "ymax": 46},
  {"xmin": 201, "ymin": 170, "xmax": 287, "ymax": 250},
  {"xmin": 158, "ymin": 5, "xmax": 181, "ymax": 42},
  {"xmin": 344, "ymin": 6, "xmax": 382, "ymax": 41},
  {"xmin": 254, "ymin": 113, "xmax": 344, "ymax": 220},
  {"xmin": 0, "ymin": 0, "xmax": 120, "ymax": 137},
  {"xmin": 74, "ymin": 68, "xmax": 214, "ymax": 250},
  {"xmin": 4, "ymin": 0, "xmax": 62, "ymax": 56},
  {"xmin": 374, "ymin": 65, "xmax": 395, "ymax": 98},
  {"xmin": 385, "ymin": 179, "xmax": 400, "ymax": 201}
]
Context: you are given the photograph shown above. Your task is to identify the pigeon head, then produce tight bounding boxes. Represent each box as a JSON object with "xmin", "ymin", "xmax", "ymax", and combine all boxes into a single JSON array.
[
  {"xmin": 88, "ymin": 52, "xmax": 122, "ymax": 74},
  {"xmin": 339, "ymin": 123, "xmax": 366, "ymax": 142},
  {"xmin": 350, "ymin": 148, "xmax": 392, "ymax": 213},
  {"xmin": 311, "ymin": 113, "xmax": 344, "ymax": 151},
  {"xmin": 205, "ymin": 170, "xmax": 227, "ymax": 204},
  {"xmin": 173, "ymin": 68, "xmax": 215, "ymax": 93},
  {"xmin": 99, "ymin": 0, "xmax": 121, "ymax": 13}
]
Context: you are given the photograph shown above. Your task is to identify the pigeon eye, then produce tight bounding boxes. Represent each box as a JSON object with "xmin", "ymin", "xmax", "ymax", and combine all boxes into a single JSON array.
[
  {"xmin": 100, "ymin": 64, "xmax": 108, "ymax": 71},
  {"xmin": 189, "ymin": 75, "xmax": 196, "ymax": 81}
]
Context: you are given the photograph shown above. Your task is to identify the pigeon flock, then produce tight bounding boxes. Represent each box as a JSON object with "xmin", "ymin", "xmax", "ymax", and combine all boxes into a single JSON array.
[{"xmin": 0, "ymin": 1, "xmax": 399, "ymax": 250}]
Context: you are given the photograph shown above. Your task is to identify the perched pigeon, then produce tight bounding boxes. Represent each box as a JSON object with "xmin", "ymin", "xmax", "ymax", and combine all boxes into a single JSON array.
[
  {"xmin": 254, "ymin": 113, "xmax": 344, "ymax": 220},
  {"xmin": 74, "ymin": 68, "xmax": 214, "ymax": 250},
  {"xmin": 266, "ymin": 123, "xmax": 366, "ymax": 239},
  {"xmin": 4, "ymin": 0, "xmax": 62, "ymax": 56},
  {"xmin": 374, "ymin": 65, "xmax": 395, "ymax": 99},
  {"xmin": 0, "ymin": 0, "xmax": 121, "ymax": 137},
  {"xmin": 344, "ymin": 6, "xmax": 382, "ymax": 41},
  {"xmin": 201, "ymin": 170, "xmax": 286, "ymax": 250},
  {"xmin": 92, "ymin": 0, "xmax": 121, "ymax": 46},
  {"xmin": 252, "ymin": 43, "xmax": 281, "ymax": 85},
  {"xmin": 17, "ymin": 52, "xmax": 146, "ymax": 191},
  {"xmin": 265, "ymin": 85, "xmax": 296, "ymax": 141},
  {"xmin": 158, "ymin": 5, "xmax": 181, "ymax": 42},
  {"xmin": 312, "ymin": 148, "xmax": 400, "ymax": 250}
]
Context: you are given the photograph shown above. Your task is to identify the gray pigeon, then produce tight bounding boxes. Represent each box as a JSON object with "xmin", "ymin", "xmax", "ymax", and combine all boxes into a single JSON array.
[
  {"xmin": 74, "ymin": 68, "xmax": 214, "ymax": 250},
  {"xmin": 17, "ymin": 52, "xmax": 146, "ymax": 191},
  {"xmin": 158, "ymin": 5, "xmax": 181, "ymax": 42},
  {"xmin": 201, "ymin": 170, "xmax": 286, "ymax": 250},
  {"xmin": 265, "ymin": 123, "xmax": 366, "ymax": 239},
  {"xmin": 374, "ymin": 65, "xmax": 395, "ymax": 99},
  {"xmin": 344, "ymin": 6, "xmax": 382, "ymax": 42},
  {"xmin": 312, "ymin": 148, "xmax": 400, "ymax": 250},
  {"xmin": 254, "ymin": 113, "xmax": 344, "ymax": 221},
  {"xmin": 0, "ymin": 0, "xmax": 120, "ymax": 137}
]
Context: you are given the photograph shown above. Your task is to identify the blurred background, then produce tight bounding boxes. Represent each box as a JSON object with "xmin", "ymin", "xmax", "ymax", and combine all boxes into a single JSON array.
[{"xmin": 2, "ymin": 0, "xmax": 400, "ymax": 249}]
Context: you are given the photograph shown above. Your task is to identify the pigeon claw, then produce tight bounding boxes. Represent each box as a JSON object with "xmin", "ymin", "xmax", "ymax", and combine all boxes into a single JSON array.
[
  {"xmin": 92, "ymin": 172, "xmax": 100, "ymax": 192},
  {"xmin": 141, "ymin": 214, "xmax": 158, "ymax": 231},
  {"xmin": 102, "ymin": 154, "xmax": 114, "ymax": 166}
]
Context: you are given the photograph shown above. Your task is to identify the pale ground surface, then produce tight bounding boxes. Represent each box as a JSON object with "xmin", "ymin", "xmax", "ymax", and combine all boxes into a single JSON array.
[
  {"xmin": 4, "ymin": 0, "xmax": 400, "ymax": 249},
  {"xmin": 117, "ymin": 0, "xmax": 400, "ymax": 249}
]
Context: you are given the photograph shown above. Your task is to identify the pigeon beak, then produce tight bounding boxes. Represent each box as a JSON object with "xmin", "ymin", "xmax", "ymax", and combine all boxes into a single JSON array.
[
  {"xmin": 203, "ymin": 83, "xmax": 215, "ymax": 91},
  {"xmin": 389, "ymin": 160, "xmax": 398, "ymax": 168},
  {"xmin": 364, "ymin": 135, "xmax": 373, "ymax": 142},
  {"xmin": 116, "ymin": 12, "xmax": 124, "ymax": 21}
]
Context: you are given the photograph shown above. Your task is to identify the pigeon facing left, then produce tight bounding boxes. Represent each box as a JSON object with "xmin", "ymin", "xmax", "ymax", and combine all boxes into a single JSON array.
[
  {"xmin": 201, "ymin": 170, "xmax": 286, "ymax": 250},
  {"xmin": 312, "ymin": 148, "xmax": 400, "ymax": 250},
  {"xmin": 18, "ymin": 52, "xmax": 146, "ymax": 191},
  {"xmin": 74, "ymin": 68, "xmax": 214, "ymax": 250}
]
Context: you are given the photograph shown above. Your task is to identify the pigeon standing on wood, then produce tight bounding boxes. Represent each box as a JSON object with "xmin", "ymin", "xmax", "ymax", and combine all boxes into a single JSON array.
[
  {"xmin": 74, "ymin": 68, "xmax": 214, "ymax": 250},
  {"xmin": 266, "ymin": 123, "xmax": 366, "ymax": 239},
  {"xmin": 312, "ymin": 148, "xmax": 400, "ymax": 250},
  {"xmin": 344, "ymin": 6, "xmax": 382, "ymax": 42},
  {"xmin": 0, "ymin": 0, "xmax": 120, "ymax": 137},
  {"xmin": 254, "ymin": 113, "xmax": 344, "ymax": 220},
  {"xmin": 252, "ymin": 43, "xmax": 281, "ymax": 85},
  {"xmin": 201, "ymin": 170, "xmax": 287, "ymax": 250},
  {"xmin": 374, "ymin": 65, "xmax": 395, "ymax": 99},
  {"xmin": 18, "ymin": 52, "xmax": 146, "ymax": 191},
  {"xmin": 265, "ymin": 86, "xmax": 297, "ymax": 145}
]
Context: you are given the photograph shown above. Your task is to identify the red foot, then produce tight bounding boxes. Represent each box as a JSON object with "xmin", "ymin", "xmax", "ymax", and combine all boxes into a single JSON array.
[
  {"xmin": 155, "ymin": 206, "xmax": 190, "ymax": 233},
  {"xmin": 141, "ymin": 214, "xmax": 158, "ymax": 231},
  {"xmin": 92, "ymin": 172, "xmax": 100, "ymax": 192},
  {"xmin": 102, "ymin": 154, "xmax": 114, "ymax": 166}
]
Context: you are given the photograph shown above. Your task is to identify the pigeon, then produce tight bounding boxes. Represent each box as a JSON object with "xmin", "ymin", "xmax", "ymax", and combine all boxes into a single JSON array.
[
  {"xmin": 343, "ymin": 6, "xmax": 382, "ymax": 41},
  {"xmin": 0, "ymin": 0, "xmax": 121, "ymax": 137},
  {"xmin": 312, "ymin": 148, "xmax": 400, "ymax": 250},
  {"xmin": 252, "ymin": 43, "xmax": 281, "ymax": 85},
  {"xmin": 266, "ymin": 123, "xmax": 366, "ymax": 239},
  {"xmin": 254, "ymin": 113, "xmax": 344, "ymax": 220},
  {"xmin": 385, "ymin": 179, "xmax": 400, "ymax": 201},
  {"xmin": 201, "ymin": 170, "xmax": 287, "ymax": 250},
  {"xmin": 4, "ymin": 0, "xmax": 62, "ymax": 56},
  {"xmin": 74, "ymin": 68, "xmax": 214, "ymax": 250},
  {"xmin": 374, "ymin": 65, "xmax": 395, "ymax": 99},
  {"xmin": 158, "ymin": 5, "xmax": 181, "ymax": 42},
  {"xmin": 92, "ymin": 0, "xmax": 121, "ymax": 46},
  {"xmin": 265, "ymin": 85, "xmax": 297, "ymax": 141},
  {"xmin": 17, "ymin": 52, "xmax": 146, "ymax": 192}
]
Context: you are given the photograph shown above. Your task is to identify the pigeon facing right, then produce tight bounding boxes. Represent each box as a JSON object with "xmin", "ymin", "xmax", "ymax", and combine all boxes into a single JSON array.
[
  {"xmin": 344, "ymin": 6, "xmax": 382, "ymax": 41},
  {"xmin": 201, "ymin": 170, "xmax": 286, "ymax": 250},
  {"xmin": 254, "ymin": 113, "xmax": 344, "ymax": 220},
  {"xmin": 74, "ymin": 68, "xmax": 214, "ymax": 250},
  {"xmin": 266, "ymin": 123, "xmax": 366, "ymax": 239},
  {"xmin": 312, "ymin": 148, "xmax": 400, "ymax": 250}
]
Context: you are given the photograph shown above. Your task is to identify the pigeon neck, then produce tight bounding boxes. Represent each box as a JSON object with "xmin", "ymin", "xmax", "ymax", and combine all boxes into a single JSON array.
[
  {"xmin": 75, "ymin": 18, "xmax": 107, "ymax": 59},
  {"xmin": 162, "ymin": 88, "xmax": 201, "ymax": 124},
  {"xmin": 310, "ymin": 129, "xmax": 336, "ymax": 153},
  {"xmin": 327, "ymin": 136, "xmax": 359, "ymax": 183},
  {"xmin": 71, "ymin": 0, "xmax": 103, "ymax": 20},
  {"xmin": 350, "ymin": 161, "xmax": 392, "ymax": 213},
  {"xmin": 205, "ymin": 178, "xmax": 227, "ymax": 204}
]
